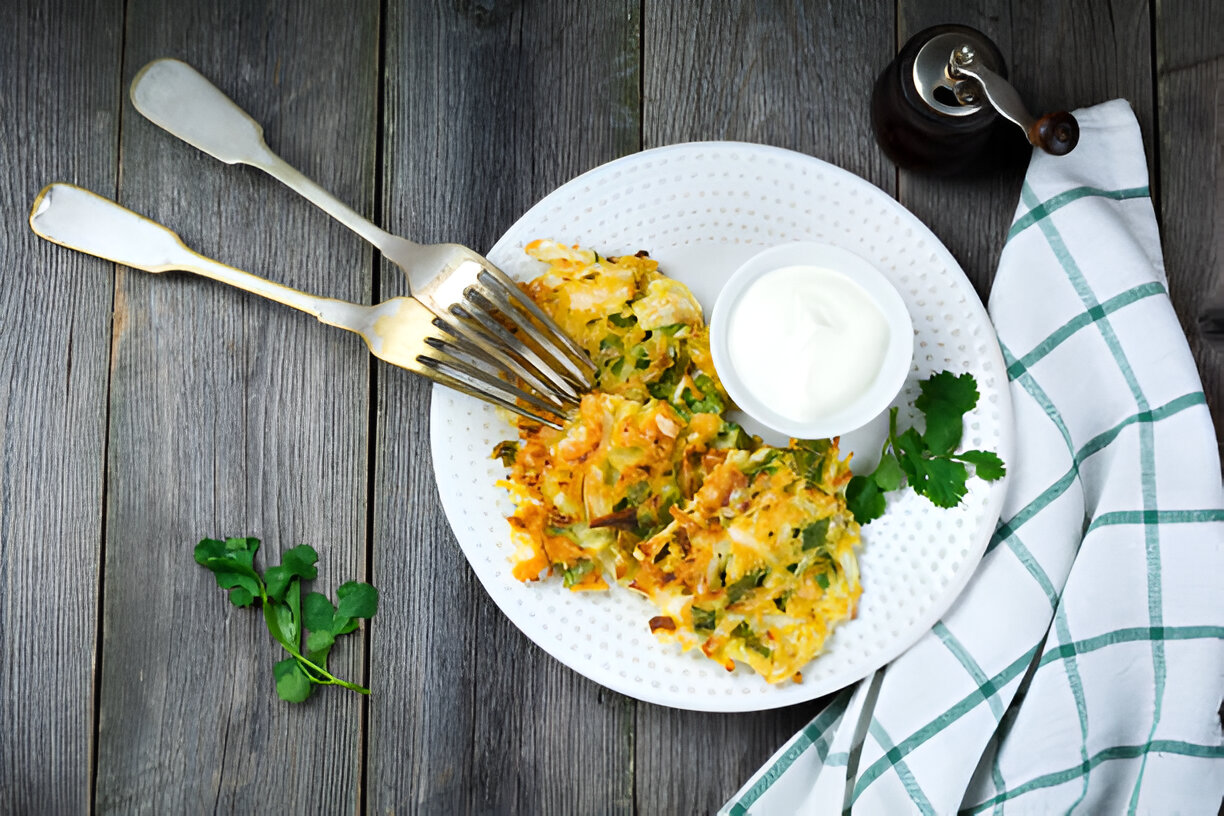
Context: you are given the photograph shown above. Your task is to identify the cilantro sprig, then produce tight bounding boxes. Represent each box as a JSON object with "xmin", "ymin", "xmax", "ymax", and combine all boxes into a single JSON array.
[
  {"xmin": 194, "ymin": 537, "xmax": 377, "ymax": 703},
  {"xmin": 846, "ymin": 372, "xmax": 1006, "ymax": 524}
]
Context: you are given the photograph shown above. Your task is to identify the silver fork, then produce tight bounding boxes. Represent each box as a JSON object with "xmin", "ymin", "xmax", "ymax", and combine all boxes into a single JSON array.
[
  {"xmin": 29, "ymin": 183, "xmax": 570, "ymax": 428},
  {"xmin": 128, "ymin": 58, "xmax": 595, "ymax": 414}
]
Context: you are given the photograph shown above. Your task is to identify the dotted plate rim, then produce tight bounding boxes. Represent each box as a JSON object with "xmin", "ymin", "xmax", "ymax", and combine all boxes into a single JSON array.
[{"xmin": 428, "ymin": 142, "xmax": 1014, "ymax": 712}]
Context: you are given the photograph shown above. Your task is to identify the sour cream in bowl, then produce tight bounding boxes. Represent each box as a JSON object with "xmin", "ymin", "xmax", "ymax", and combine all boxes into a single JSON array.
[{"xmin": 709, "ymin": 241, "xmax": 913, "ymax": 441}]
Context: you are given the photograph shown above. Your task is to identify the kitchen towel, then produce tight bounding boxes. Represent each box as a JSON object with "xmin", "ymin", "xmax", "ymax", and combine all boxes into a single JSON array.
[{"xmin": 722, "ymin": 99, "xmax": 1224, "ymax": 814}]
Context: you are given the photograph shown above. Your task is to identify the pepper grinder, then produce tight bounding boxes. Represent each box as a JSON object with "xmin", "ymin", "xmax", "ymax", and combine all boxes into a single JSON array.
[{"xmin": 871, "ymin": 25, "xmax": 1079, "ymax": 174}]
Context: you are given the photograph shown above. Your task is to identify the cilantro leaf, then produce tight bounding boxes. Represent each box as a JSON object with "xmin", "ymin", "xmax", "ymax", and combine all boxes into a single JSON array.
[
  {"xmin": 196, "ymin": 538, "xmax": 376, "ymax": 702},
  {"xmin": 915, "ymin": 371, "xmax": 979, "ymax": 454},
  {"xmin": 302, "ymin": 586, "xmax": 368, "ymax": 666},
  {"xmin": 227, "ymin": 587, "xmax": 255, "ymax": 607},
  {"xmin": 957, "ymin": 449, "xmax": 1007, "ymax": 481},
  {"xmin": 287, "ymin": 578, "xmax": 304, "ymax": 646},
  {"xmin": 273, "ymin": 658, "xmax": 312, "ymax": 703},
  {"xmin": 305, "ymin": 630, "xmax": 335, "ymax": 655},
  {"xmin": 892, "ymin": 427, "xmax": 928, "ymax": 489},
  {"xmin": 303, "ymin": 591, "xmax": 336, "ymax": 632},
  {"xmin": 846, "ymin": 475, "xmax": 886, "ymax": 525},
  {"xmin": 845, "ymin": 372, "xmax": 1004, "ymax": 524},
  {"xmin": 336, "ymin": 581, "xmax": 379, "ymax": 621},
  {"xmin": 870, "ymin": 453, "xmax": 905, "ymax": 491},
  {"xmin": 264, "ymin": 545, "xmax": 319, "ymax": 602},
  {"xmin": 914, "ymin": 457, "xmax": 969, "ymax": 508},
  {"xmin": 916, "ymin": 370, "xmax": 979, "ymax": 415},
  {"xmin": 262, "ymin": 598, "xmax": 298, "ymax": 651},
  {"xmin": 302, "ymin": 591, "xmax": 338, "ymax": 665},
  {"xmin": 194, "ymin": 537, "xmax": 263, "ymax": 607}
]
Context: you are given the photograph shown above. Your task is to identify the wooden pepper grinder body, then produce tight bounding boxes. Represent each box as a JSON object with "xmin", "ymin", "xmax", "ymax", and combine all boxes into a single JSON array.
[{"xmin": 872, "ymin": 24, "xmax": 1079, "ymax": 174}]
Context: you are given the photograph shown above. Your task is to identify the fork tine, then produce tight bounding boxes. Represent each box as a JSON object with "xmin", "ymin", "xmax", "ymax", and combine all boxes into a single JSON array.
[
  {"xmin": 463, "ymin": 284, "xmax": 592, "ymax": 394},
  {"xmin": 430, "ymin": 307, "xmax": 580, "ymax": 409},
  {"xmin": 472, "ymin": 268, "xmax": 598, "ymax": 388},
  {"xmin": 418, "ymin": 365, "xmax": 564, "ymax": 430},
  {"xmin": 417, "ymin": 341, "xmax": 566, "ymax": 429},
  {"xmin": 441, "ymin": 328, "xmax": 579, "ymax": 410},
  {"xmin": 452, "ymin": 290, "xmax": 586, "ymax": 401}
]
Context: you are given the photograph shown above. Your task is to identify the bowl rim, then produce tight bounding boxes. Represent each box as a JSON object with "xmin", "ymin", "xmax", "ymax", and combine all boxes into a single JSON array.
[{"xmin": 708, "ymin": 240, "xmax": 915, "ymax": 440}]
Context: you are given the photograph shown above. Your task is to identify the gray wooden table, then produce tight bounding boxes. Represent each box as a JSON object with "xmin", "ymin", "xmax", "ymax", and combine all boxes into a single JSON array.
[{"xmin": 3, "ymin": 1, "xmax": 1220, "ymax": 813}]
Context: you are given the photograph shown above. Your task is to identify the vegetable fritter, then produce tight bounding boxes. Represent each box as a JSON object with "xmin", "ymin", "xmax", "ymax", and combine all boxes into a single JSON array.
[{"xmin": 494, "ymin": 240, "xmax": 862, "ymax": 683}]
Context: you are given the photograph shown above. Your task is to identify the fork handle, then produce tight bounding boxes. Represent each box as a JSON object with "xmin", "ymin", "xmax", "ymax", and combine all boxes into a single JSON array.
[
  {"xmin": 130, "ymin": 59, "xmax": 406, "ymax": 258},
  {"xmin": 29, "ymin": 183, "xmax": 369, "ymax": 331}
]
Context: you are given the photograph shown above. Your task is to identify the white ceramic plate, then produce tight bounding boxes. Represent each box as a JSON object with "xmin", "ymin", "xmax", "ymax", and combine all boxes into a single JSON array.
[{"xmin": 429, "ymin": 142, "xmax": 1013, "ymax": 712}]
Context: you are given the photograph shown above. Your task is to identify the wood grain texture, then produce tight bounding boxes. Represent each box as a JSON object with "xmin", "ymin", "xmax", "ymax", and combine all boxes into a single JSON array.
[
  {"xmin": 0, "ymin": 1, "xmax": 121, "ymax": 812},
  {"xmin": 369, "ymin": 0, "xmax": 639, "ymax": 813},
  {"xmin": 8, "ymin": 3, "xmax": 1221, "ymax": 814},
  {"xmin": 95, "ymin": 3, "xmax": 377, "ymax": 812},
  {"xmin": 1155, "ymin": 0, "xmax": 1224, "ymax": 458},
  {"xmin": 639, "ymin": 1, "xmax": 892, "ymax": 812},
  {"xmin": 897, "ymin": 0, "xmax": 1156, "ymax": 299},
  {"xmin": 643, "ymin": 0, "xmax": 894, "ymax": 191}
]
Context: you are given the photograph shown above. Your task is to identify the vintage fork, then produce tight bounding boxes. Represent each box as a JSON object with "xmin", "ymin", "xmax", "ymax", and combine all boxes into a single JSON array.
[
  {"xmin": 128, "ymin": 57, "xmax": 595, "ymax": 412},
  {"xmin": 29, "ymin": 183, "xmax": 567, "ymax": 429}
]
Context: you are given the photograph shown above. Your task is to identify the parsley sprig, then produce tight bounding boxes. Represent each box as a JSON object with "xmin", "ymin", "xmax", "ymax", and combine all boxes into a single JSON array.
[
  {"xmin": 194, "ymin": 537, "xmax": 377, "ymax": 702},
  {"xmin": 846, "ymin": 372, "xmax": 1006, "ymax": 524}
]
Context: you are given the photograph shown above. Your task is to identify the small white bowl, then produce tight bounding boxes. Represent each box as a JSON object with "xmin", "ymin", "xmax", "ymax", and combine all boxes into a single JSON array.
[{"xmin": 708, "ymin": 241, "xmax": 914, "ymax": 440}]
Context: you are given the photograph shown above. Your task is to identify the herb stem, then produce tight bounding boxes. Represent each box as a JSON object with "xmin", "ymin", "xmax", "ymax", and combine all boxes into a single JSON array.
[
  {"xmin": 195, "ymin": 537, "xmax": 379, "ymax": 702},
  {"xmin": 292, "ymin": 652, "xmax": 371, "ymax": 694},
  {"xmin": 259, "ymin": 571, "xmax": 371, "ymax": 694}
]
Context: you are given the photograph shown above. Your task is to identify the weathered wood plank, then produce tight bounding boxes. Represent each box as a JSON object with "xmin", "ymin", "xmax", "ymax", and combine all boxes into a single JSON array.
[
  {"xmin": 639, "ymin": 1, "xmax": 893, "ymax": 812},
  {"xmin": 643, "ymin": 0, "xmax": 895, "ymax": 189},
  {"xmin": 96, "ymin": 3, "xmax": 378, "ymax": 812},
  {"xmin": 370, "ymin": 0, "xmax": 639, "ymax": 812},
  {"xmin": 897, "ymin": 0, "xmax": 1155, "ymax": 299},
  {"xmin": 1155, "ymin": 0, "xmax": 1224, "ymax": 459},
  {"xmin": 0, "ymin": 1, "xmax": 122, "ymax": 812}
]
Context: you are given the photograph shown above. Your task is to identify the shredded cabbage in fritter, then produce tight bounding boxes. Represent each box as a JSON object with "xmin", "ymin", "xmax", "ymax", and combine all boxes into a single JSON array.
[{"xmin": 493, "ymin": 240, "xmax": 862, "ymax": 683}]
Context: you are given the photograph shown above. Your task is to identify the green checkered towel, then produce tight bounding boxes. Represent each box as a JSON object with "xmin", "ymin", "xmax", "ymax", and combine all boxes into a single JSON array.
[{"xmin": 722, "ymin": 100, "xmax": 1224, "ymax": 814}]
